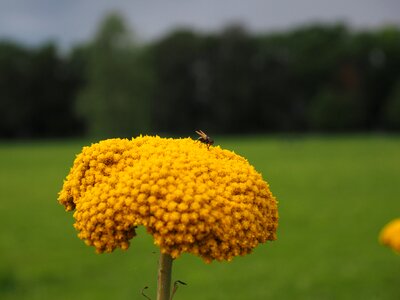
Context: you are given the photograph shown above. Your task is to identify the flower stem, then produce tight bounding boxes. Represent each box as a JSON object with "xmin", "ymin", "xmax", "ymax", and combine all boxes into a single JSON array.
[{"xmin": 157, "ymin": 252, "xmax": 173, "ymax": 300}]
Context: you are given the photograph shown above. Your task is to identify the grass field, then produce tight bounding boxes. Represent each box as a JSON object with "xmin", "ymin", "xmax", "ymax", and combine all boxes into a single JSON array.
[{"xmin": 1, "ymin": 135, "xmax": 400, "ymax": 300}]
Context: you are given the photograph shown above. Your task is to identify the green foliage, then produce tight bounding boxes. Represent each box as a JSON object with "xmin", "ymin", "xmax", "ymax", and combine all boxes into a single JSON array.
[
  {"xmin": 308, "ymin": 88, "xmax": 366, "ymax": 131},
  {"xmin": 152, "ymin": 29, "xmax": 201, "ymax": 133},
  {"xmin": 76, "ymin": 13, "xmax": 153, "ymax": 138},
  {"xmin": 211, "ymin": 25, "xmax": 259, "ymax": 132},
  {"xmin": 0, "ymin": 42, "xmax": 83, "ymax": 138},
  {"xmin": 151, "ymin": 23, "xmax": 400, "ymax": 133},
  {"xmin": 382, "ymin": 80, "xmax": 400, "ymax": 130},
  {"xmin": 1, "ymin": 19, "xmax": 400, "ymax": 138}
]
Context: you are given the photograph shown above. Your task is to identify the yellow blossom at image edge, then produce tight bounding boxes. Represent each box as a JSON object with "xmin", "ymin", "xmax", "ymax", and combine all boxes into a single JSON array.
[{"xmin": 380, "ymin": 218, "xmax": 400, "ymax": 254}]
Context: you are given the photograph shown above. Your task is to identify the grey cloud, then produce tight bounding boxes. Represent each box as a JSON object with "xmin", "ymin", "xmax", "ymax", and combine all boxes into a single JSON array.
[{"xmin": 0, "ymin": 0, "xmax": 399, "ymax": 48}]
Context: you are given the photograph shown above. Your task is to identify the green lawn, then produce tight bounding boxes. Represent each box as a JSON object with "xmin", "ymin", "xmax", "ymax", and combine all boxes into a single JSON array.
[{"xmin": 1, "ymin": 136, "xmax": 400, "ymax": 300}]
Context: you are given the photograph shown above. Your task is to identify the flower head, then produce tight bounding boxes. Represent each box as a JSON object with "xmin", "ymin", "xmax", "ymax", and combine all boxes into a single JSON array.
[
  {"xmin": 380, "ymin": 218, "xmax": 400, "ymax": 254},
  {"xmin": 58, "ymin": 136, "xmax": 278, "ymax": 262}
]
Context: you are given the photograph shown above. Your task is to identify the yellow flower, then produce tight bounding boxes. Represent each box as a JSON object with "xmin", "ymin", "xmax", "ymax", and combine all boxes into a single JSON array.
[
  {"xmin": 380, "ymin": 218, "xmax": 400, "ymax": 254},
  {"xmin": 58, "ymin": 136, "xmax": 278, "ymax": 262}
]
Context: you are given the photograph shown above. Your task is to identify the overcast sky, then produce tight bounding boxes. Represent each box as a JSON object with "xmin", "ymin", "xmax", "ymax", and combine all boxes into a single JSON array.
[{"xmin": 0, "ymin": 0, "xmax": 399, "ymax": 49}]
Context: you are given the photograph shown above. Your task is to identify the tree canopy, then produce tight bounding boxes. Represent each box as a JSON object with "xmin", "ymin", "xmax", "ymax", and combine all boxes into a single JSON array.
[{"xmin": 1, "ymin": 13, "xmax": 399, "ymax": 139}]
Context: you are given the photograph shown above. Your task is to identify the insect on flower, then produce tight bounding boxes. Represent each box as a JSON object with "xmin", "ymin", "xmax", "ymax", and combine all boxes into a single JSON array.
[{"xmin": 195, "ymin": 130, "xmax": 214, "ymax": 149}]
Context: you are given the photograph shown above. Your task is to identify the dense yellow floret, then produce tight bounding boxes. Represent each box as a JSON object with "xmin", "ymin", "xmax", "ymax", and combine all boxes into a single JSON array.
[
  {"xmin": 58, "ymin": 136, "xmax": 278, "ymax": 262},
  {"xmin": 380, "ymin": 218, "xmax": 400, "ymax": 254}
]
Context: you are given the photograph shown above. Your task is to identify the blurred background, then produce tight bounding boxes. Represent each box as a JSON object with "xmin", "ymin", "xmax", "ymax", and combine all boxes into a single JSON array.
[
  {"xmin": 1, "ymin": 1, "xmax": 400, "ymax": 300},
  {"xmin": 0, "ymin": 0, "xmax": 400, "ymax": 138}
]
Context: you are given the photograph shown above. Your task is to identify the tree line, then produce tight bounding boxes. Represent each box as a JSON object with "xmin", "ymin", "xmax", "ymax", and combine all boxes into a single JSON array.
[{"xmin": 1, "ymin": 13, "xmax": 400, "ymax": 139}]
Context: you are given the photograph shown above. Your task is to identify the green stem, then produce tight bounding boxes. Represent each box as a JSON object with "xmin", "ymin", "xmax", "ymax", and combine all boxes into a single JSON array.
[{"xmin": 157, "ymin": 252, "xmax": 173, "ymax": 300}]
